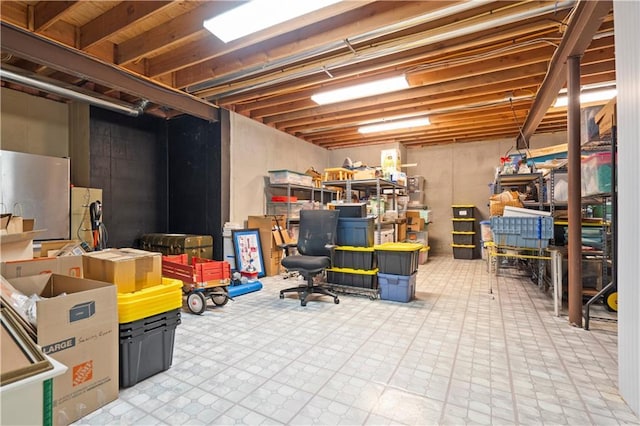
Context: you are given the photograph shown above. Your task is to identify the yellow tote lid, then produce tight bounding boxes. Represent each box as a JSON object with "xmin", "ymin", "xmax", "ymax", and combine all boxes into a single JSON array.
[
  {"xmin": 374, "ymin": 242, "xmax": 423, "ymax": 251},
  {"xmin": 334, "ymin": 246, "xmax": 375, "ymax": 252},
  {"xmin": 451, "ymin": 244, "xmax": 476, "ymax": 249},
  {"xmin": 326, "ymin": 267, "xmax": 378, "ymax": 275}
]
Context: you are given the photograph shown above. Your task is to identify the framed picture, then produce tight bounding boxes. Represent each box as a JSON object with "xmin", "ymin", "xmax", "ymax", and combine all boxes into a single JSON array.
[{"xmin": 232, "ymin": 228, "xmax": 265, "ymax": 278}]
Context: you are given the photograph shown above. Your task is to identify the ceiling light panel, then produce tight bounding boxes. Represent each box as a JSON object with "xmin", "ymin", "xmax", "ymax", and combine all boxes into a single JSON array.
[
  {"xmin": 553, "ymin": 88, "xmax": 617, "ymax": 107},
  {"xmin": 359, "ymin": 117, "xmax": 430, "ymax": 134},
  {"xmin": 312, "ymin": 76, "xmax": 409, "ymax": 105},
  {"xmin": 204, "ymin": 0, "xmax": 341, "ymax": 43}
]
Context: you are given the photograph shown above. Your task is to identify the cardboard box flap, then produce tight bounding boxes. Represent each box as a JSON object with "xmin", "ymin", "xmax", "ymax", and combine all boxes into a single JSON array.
[
  {"xmin": 0, "ymin": 229, "xmax": 46, "ymax": 244},
  {"xmin": 8, "ymin": 273, "xmax": 115, "ymax": 299}
]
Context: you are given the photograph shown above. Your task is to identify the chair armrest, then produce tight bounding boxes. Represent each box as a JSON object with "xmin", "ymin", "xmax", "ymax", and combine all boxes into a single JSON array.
[
  {"xmin": 279, "ymin": 242, "xmax": 298, "ymax": 256},
  {"xmin": 325, "ymin": 244, "xmax": 337, "ymax": 264}
]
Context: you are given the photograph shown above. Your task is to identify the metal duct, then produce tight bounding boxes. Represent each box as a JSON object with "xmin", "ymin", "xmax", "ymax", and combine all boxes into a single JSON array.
[{"xmin": 0, "ymin": 68, "xmax": 147, "ymax": 117}]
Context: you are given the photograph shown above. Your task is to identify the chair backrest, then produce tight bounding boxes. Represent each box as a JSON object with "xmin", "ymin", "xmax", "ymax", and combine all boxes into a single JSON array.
[{"xmin": 296, "ymin": 209, "xmax": 340, "ymax": 256}]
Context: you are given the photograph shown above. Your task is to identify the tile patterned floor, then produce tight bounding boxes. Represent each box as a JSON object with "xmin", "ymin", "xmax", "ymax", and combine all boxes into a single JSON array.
[{"xmin": 74, "ymin": 256, "xmax": 639, "ymax": 425}]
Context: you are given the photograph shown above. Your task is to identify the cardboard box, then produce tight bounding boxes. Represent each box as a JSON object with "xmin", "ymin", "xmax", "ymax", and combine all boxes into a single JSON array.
[
  {"xmin": 247, "ymin": 215, "xmax": 287, "ymax": 276},
  {"xmin": 82, "ymin": 248, "xmax": 161, "ymax": 293},
  {"xmin": 0, "ymin": 230, "xmax": 46, "ymax": 261},
  {"xmin": 407, "ymin": 218, "xmax": 425, "ymax": 232},
  {"xmin": 1, "ymin": 256, "xmax": 83, "ymax": 279},
  {"xmin": 40, "ymin": 240, "xmax": 80, "ymax": 257},
  {"xmin": 7, "ymin": 274, "xmax": 118, "ymax": 425}
]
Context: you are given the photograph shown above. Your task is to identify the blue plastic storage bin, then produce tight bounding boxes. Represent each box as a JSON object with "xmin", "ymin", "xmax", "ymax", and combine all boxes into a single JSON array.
[
  {"xmin": 378, "ymin": 272, "xmax": 416, "ymax": 302},
  {"xmin": 490, "ymin": 216, "xmax": 554, "ymax": 248},
  {"xmin": 336, "ymin": 217, "xmax": 375, "ymax": 247}
]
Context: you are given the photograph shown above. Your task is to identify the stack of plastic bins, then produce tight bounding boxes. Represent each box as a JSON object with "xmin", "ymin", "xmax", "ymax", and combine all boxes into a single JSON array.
[
  {"xmin": 117, "ymin": 277, "xmax": 183, "ymax": 387},
  {"xmin": 326, "ymin": 246, "xmax": 378, "ymax": 290},
  {"xmin": 451, "ymin": 204, "xmax": 476, "ymax": 259},
  {"xmin": 374, "ymin": 242, "xmax": 422, "ymax": 302}
]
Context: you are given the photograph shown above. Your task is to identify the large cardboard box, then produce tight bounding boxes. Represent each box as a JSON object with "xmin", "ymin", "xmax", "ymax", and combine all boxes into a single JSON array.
[
  {"xmin": 247, "ymin": 215, "xmax": 287, "ymax": 276},
  {"xmin": 1, "ymin": 256, "xmax": 83, "ymax": 279},
  {"xmin": 82, "ymin": 248, "xmax": 161, "ymax": 293},
  {"xmin": 7, "ymin": 274, "xmax": 118, "ymax": 425}
]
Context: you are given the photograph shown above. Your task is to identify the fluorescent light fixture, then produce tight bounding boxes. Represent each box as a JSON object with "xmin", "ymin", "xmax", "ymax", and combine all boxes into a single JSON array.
[
  {"xmin": 553, "ymin": 88, "xmax": 617, "ymax": 108},
  {"xmin": 312, "ymin": 76, "xmax": 409, "ymax": 105},
  {"xmin": 204, "ymin": 0, "xmax": 341, "ymax": 43},
  {"xmin": 359, "ymin": 117, "xmax": 430, "ymax": 134}
]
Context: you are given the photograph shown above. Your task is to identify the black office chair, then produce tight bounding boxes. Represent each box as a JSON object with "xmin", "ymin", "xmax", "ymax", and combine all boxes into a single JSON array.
[{"xmin": 279, "ymin": 209, "xmax": 340, "ymax": 306}]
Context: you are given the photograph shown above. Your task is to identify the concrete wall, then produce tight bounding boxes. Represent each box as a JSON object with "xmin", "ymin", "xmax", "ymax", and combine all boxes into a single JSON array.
[
  {"xmin": 229, "ymin": 112, "xmax": 332, "ymax": 224},
  {"xmin": 332, "ymin": 132, "xmax": 567, "ymax": 254},
  {"xmin": 1, "ymin": 88, "xmax": 68, "ymax": 157},
  {"xmin": 328, "ymin": 142, "xmax": 406, "ymax": 171},
  {"xmin": 614, "ymin": 0, "xmax": 640, "ymax": 415}
]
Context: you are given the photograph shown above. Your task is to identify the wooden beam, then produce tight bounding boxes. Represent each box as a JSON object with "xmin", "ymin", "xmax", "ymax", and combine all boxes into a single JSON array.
[
  {"xmin": 116, "ymin": 2, "xmax": 238, "ymax": 65},
  {"xmin": 79, "ymin": 1, "xmax": 173, "ymax": 50},
  {"xmin": 149, "ymin": 0, "xmax": 378, "ymax": 78},
  {"xmin": 1, "ymin": 22, "xmax": 218, "ymax": 122},
  {"xmin": 33, "ymin": 1, "xmax": 78, "ymax": 32},
  {"xmin": 517, "ymin": 0, "xmax": 613, "ymax": 148}
]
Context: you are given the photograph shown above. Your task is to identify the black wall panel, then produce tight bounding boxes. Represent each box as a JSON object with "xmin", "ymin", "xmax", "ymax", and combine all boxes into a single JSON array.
[
  {"xmin": 167, "ymin": 115, "xmax": 223, "ymax": 260},
  {"xmin": 89, "ymin": 107, "xmax": 168, "ymax": 248}
]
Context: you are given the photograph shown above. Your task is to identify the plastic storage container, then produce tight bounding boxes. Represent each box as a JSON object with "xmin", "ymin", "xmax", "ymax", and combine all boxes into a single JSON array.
[
  {"xmin": 581, "ymin": 152, "xmax": 612, "ymax": 196},
  {"xmin": 479, "ymin": 220, "xmax": 492, "ymax": 242},
  {"xmin": 374, "ymin": 228, "xmax": 395, "ymax": 245},
  {"xmin": 419, "ymin": 246, "xmax": 430, "ymax": 264},
  {"xmin": 332, "ymin": 246, "xmax": 376, "ymax": 269},
  {"xmin": 337, "ymin": 217, "xmax": 375, "ymax": 247},
  {"xmin": 374, "ymin": 242, "xmax": 422, "ymax": 275},
  {"xmin": 452, "ymin": 218, "xmax": 475, "ymax": 232},
  {"xmin": 117, "ymin": 277, "xmax": 183, "ymax": 323},
  {"xmin": 490, "ymin": 216, "xmax": 554, "ymax": 248},
  {"xmin": 452, "ymin": 205, "xmax": 475, "ymax": 218},
  {"xmin": 333, "ymin": 203, "xmax": 367, "ymax": 218},
  {"xmin": 378, "ymin": 272, "xmax": 416, "ymax": 302},
  {"xmin": 268, "ymin": 170, "xmax": 313, "ymax": 187},
  {"xmin": 452, "ymin": 231, "xmax": 475, "ymax": 245},
  {"xmin": 452, "ymin": 244, "xmax": 475, "ymax": 259},
  {"xmin": 326, "ymin": 267, "xmax": 378, "ymax": 289},
  {"xmin": 119, "ymin": 308, "xmax": 181, "ymax": 388}
]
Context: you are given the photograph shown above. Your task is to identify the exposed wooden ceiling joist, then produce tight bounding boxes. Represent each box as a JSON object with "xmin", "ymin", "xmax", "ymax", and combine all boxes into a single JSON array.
[{"xmin": 0, "ymin": 1, "xmax": 617, "ymax": 149}]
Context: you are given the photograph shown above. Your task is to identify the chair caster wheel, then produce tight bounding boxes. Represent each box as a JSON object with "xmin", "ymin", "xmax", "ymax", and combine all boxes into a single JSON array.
[
  {"xmin": 279, "ymin": 292, "xmax": 284, "ymax": 299},
  {"xmin": 334, "ymin": 298, "xmax": 340, "ymax": 304},
  {"xmin": 301, "ymin": 300, "xmax": 307, "ymax": 307}
]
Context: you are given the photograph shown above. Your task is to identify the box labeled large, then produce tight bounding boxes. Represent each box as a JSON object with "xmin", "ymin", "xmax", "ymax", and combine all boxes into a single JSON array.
[
  {"xmin": 82, "ymin": 248, "xmax": 161, "ymax": 293},
  {"xmin": 7, "ymin": 273, "xmax": 118, "ymax": 426},
  {"xmin": 140, "ymin": 233, "xmax": 213, "ymax": 261}
]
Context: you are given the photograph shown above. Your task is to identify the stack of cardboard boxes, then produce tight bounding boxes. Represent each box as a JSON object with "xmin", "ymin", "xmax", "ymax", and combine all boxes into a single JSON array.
[{"xmin": 1, "ymin": 246, "xmax": 181, "ymax": 425}]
